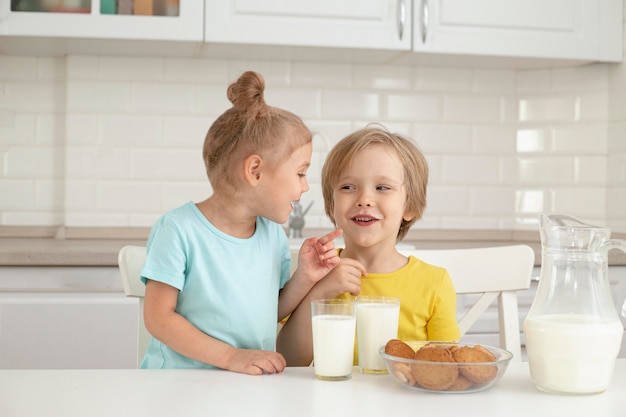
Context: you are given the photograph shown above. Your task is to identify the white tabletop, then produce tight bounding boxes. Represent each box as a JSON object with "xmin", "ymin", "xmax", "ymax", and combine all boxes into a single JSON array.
[{"xmin": 1, "ymin": 360, "xmax": 625, "ymax": 417}]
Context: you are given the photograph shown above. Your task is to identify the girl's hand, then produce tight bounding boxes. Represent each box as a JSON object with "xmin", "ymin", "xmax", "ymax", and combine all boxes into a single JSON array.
[
  {"xmin": 224, "ymin": 349, "xmax": 287, "ymax": 375},
  {"xmin": 296, "ymin": 229, "xmax": 343, "ymax": 284}
]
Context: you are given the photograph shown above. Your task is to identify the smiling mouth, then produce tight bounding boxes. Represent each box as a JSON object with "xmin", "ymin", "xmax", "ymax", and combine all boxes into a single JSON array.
[{"xmin": 352, "ymin": 216, "xmax": 378, "ymax": 224}]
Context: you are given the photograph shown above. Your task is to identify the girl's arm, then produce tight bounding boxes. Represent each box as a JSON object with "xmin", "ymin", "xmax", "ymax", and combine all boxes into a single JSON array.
[
  {"xmin": 276, "ymin": 258, "xmax": 365, "ymax": 366},
  {"xmin": 143, "ymin": 280, "xmax": 286, "ymax": 375},
  {"xmin": 277, "ymin": 229, "xmax": 343, "ymax": 320}
]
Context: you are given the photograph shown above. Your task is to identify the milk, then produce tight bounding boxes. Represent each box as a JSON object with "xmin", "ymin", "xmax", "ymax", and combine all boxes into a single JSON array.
[
  {"xmin": 524, "ymin": 314, "xmax": 623, "ymax": 394},
  {"xmin": 312, "ymin": 314, "xmax": 356, "ymax": 380},
  {"xmin": 356, "ymin": 301, "xmax": 400, "ymax": 373}
]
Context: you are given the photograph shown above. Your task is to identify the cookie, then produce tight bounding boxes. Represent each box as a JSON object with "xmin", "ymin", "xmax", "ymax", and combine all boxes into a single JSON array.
[
  {"xmin": 392, "ymin": 362, "xmax": 417, "ymax": 386},
  {"xmin": 384, "ymin": 339, "xmax": 415, "ymax": 359},
  {"xmin": 446, "ymin": 374, "xmax": 474, "ymax": 391},
  {"xmin": 451, "ymin": 345, "xmax": 497, "ymax": 384},
  {"xmin": 411, "ymin": 345, "xmax": 459, "ymax": 390}
]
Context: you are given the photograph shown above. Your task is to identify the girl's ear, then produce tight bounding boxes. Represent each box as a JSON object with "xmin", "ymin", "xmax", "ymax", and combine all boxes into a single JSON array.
[{"xmin": 244, "ymin": 154, "xmax": 264, "ymax": 185}]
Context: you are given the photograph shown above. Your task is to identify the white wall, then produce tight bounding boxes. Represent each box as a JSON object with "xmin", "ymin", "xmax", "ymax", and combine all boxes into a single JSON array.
[{"xmin": 1, "ymin": 54, "xmax": 625, "ymax": 232}]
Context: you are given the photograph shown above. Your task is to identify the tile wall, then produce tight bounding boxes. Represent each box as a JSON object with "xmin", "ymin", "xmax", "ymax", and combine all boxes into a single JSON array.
[{"xmin": 0, "ymin": 53, "xmax": 625, "ymax": 233}]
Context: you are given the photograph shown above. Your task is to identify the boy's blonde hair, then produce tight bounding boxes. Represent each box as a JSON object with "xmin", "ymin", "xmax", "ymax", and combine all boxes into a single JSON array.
[
  {"xmin": 321, "ymin": 125, "xmax": 428, "ymax": 241},
  {"xmin": 203, "ymin": 71, "xmax": 312, "ymax": 191}
]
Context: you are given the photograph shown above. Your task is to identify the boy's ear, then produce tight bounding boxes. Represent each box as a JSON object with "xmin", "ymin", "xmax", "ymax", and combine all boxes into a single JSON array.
[
  {"xmin": 403, "ymin": 210, "xmax": 416, "ymax": 222},
  {"xmin": 244, "ymin": 154, "xmax": 264, "ymax": 185}
]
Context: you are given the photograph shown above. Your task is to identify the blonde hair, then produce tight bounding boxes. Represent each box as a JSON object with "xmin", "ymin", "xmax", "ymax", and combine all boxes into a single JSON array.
[
  {"xmin": 321, "ymin": 125, "xmax": 429, "ymax": 241},
  {"xmin": 203, "ymin": 71, "xmax": 311, "ymax": 191}
]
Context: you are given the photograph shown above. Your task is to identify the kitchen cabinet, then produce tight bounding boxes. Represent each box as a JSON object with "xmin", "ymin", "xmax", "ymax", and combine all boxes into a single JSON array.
[
  {"xmin": 0, "ymin": 0, "xmax": 623, "ymax": 66},
  {"xmin": 0, "ymin": 0, "xmax": 204, "ymax": 56},
  {"xmin": 203, "ymin": 0, "xmax": 411, "ymax": 52},
  {"xmin": 0, "ymin": 266, "xmax": 138, "ymax": 369},
  {"xmin": 410, "ymin": 0, "xmax": 623, "ymax": 64}
]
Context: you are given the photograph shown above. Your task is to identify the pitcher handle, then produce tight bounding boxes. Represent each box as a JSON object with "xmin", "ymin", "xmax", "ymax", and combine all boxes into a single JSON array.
[
  {"xmin": 602, "ymin": 239, "xmax": 626, "ymax": 319},
  {"xmin": 600, "ymin": 239, "xmax": 626, "ymax": 255}
]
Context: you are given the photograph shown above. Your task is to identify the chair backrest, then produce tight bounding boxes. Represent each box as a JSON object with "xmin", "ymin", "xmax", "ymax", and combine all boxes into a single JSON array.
[
  {"xmin": 118, "ymin": 245, "xmax": 149, "ymax": 367},
  {"xmin": 398, "ymin": 245, "xmax": 535, "ymax": 361}
]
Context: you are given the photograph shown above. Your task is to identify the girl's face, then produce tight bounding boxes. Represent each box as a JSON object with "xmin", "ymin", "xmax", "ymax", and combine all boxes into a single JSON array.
[
  {"xmin": 332, "ymin": 144, "xmax": 411, "ymax": 250},
  {"xmin": 260, "ymin": 142, "xmax": 312, "ymax": 224}
]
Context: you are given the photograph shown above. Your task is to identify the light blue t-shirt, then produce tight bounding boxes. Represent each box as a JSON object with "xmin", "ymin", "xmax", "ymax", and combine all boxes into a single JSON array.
[{"xmin": 139, "ymin": 201, "xmax": 291, "ymax": 369}]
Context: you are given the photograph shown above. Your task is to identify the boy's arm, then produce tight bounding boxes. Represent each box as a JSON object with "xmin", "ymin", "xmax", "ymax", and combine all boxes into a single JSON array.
[{"xmin": 426, "ymin": 271, "xmax": 462, "ymax": 341}]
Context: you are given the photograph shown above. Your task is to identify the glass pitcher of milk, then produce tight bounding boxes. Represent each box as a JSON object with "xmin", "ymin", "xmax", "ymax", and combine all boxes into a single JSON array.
[{"xmin": 524, "ymin": 214, "xmax": 625, "ymax": 395}]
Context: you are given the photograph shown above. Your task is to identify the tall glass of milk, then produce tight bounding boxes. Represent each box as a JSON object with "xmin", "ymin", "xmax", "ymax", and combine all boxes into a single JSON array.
[
  {"xmin": 524, "ymin": 214, "xmax": 626, "ymax": 394},
  {"xmin": 355, "ymin": 296, "xmax": 400, "ymax": 373},
  {"xmin": 311, "ymin": 299, "xmax": 356, "ymax": 381}
]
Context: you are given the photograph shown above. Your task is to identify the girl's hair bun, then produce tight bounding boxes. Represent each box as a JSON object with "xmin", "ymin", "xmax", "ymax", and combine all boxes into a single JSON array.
[{"xmin": 226, "ymin": 71, "xmax": 269, "ymax": 119}]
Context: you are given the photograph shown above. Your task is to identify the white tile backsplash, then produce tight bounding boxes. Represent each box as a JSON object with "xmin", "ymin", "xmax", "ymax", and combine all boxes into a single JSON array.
[
  {"xmin": 6, "ymin": 147, "xmax": 63, "ymax": 178},
  {"xmin": 414, "ymin": 67, "xmax": 472, "ymax": 92},
  {"xmin": 98, "ymin": 56, "xmax": 164, "ymax": 81},
  {"xmin": 574, "ymin": 156, "xmax": 608, "ymax": 185},
  {"xmin": 385, "ymin": 93, "xmax": 441, "ymax": 122},
  {"xmin": 130, "ymin": 149, "xmax": 205, "ymax": 180},
  {"xmin": 413, "ymin": 124, "xmax": 471, "ymax": 154},
  {"xmin": 552, "ymin": 124, "xmax": 608, "ymax": 153},
  {"xmin": 0, "ymin": 179, "xmax": 36, "ymax": 209},
  {"xmin": 6, "ymin": 81, "xmax": 64, "ymax": 113},
  {"xmin": 470, "ymin": 188, "xmax": 516, "ymax": 216},
  {"xmin": 132, "ymin": 83, "xmax": 196, "ymax": 115},
  {"xmin": 268, "ymin": 87, "xmax": 321, "ymax": 119},
  {"xmin": 518, "ymin": 94, "xmax": 577, "ymax": 122},
  {"xmin": 163, "ymin": 59, "xmax": 227, "ymax": 84},
  {"xmin": 67, "ymin": 81, "xmax": 131, "ymax": 113},
  {"xmin": 321, "ymin": 90, "xmax": 380, "ymax": 119},
  {"xmin": 472, "ymin": 126, "xmax": 516, "ymax": 154},
  {"xmin": 551, "ymin": 65, "xmax": 609, "ymax": 92},
  {"xmin": 291, "ymin": 63, "xmax": 352, "ymax": 88},
  {"xmin": 472, "ymin": 70, "xmax": 516, "ymax": 93},
  {"xmin": 577, "ymin": 92, "xmax": 609, "ymax": 121},
  {"xmin": 99, "ymin": 115, "xmax": 163, "ymax": 147},
  {"xmin": 353, "ymin": 65, "xmax": 413, "ymax": 90},
  {"xmin": 517, "ymin": 157, "xmax": 575, "ymax": 185},
  {"xmin": 443, "ymin": 94, "xmax": 502, "ymax": 124},
  {"xmin": 441, "ymin": 156, "xmax": 502, "ymax": 185},
  {"xmin": 553, "ymin": 187, "xmax": 607, "ymax": 218},
  {"xmin": 0, "ymin": 56, "xmax": 39, "ymax": 81},
  {"xmin": 1, "ymin": 55, "xmax": 625, "ymax": 232}
]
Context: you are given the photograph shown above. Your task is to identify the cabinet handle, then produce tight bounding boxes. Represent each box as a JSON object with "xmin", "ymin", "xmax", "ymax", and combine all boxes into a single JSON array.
[
  {"xmin": 397, "ymin": 0, "xmax": 406, "ymax": 40},
  {"xmin": 420, "ymin": 0, "xmax": 429, "ymax": 44}
]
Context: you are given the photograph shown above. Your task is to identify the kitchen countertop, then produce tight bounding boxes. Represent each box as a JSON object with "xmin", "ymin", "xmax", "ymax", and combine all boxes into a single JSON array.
[{"xmin": 1, "ymin": 228, "xmax": 625, "ymax": 266}]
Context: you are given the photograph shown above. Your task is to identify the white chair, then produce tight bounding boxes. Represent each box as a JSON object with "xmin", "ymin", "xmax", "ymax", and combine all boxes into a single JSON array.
[
  {"xmin": 399, "ymin": 245, "xmax": 535, "ymax": 361},
  {"xmin": 118, "ymin": 245, "xmax": 149, "ymax": 367}
]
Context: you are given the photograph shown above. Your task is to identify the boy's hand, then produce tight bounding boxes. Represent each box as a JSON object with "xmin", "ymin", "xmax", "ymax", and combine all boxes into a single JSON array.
[{"xmin": 316, "ymin": 257, "xmax": 365, "ymax": 298}]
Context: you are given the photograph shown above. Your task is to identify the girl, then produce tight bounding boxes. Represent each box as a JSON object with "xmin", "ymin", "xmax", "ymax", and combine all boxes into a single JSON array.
[{"xmin": 141, "ymin": 71, "xmax": 341, "ymax": 374}]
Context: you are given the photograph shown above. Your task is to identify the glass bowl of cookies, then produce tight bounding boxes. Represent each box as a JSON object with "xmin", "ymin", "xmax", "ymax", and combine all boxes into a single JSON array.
[{"xmin": 379, "ymin": 340, "xmax": 513, "ymax": 393}]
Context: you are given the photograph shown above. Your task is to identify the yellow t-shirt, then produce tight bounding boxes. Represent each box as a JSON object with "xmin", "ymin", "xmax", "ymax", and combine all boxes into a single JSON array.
[{"xmin": 336, "ymin": 254, "xmax": 461, "ymax": 347}]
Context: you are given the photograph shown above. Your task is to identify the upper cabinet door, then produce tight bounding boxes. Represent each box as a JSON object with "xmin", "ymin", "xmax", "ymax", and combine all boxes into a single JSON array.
[
  {"xmin": 413, "ymin": 0, "xmax": 623, "ymax": 62},
  {"xmin": 204, "ymin": 0, "xmax": 412, "ymax": 51},
  {"xmin": 0, "ymin": 0, "xmax": 204, "ymax": 42}
]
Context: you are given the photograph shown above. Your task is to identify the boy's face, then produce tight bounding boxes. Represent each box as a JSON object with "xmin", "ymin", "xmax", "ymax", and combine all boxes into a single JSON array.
[{"xmin": 332, "ymin": 143, "xmax": 411, "ymax": 250}]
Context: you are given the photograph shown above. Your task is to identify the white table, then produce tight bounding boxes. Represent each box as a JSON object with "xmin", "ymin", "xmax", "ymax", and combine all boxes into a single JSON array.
[{"xmin": 1, "ymin": 360, "xmax": 625, "ymax": 417}]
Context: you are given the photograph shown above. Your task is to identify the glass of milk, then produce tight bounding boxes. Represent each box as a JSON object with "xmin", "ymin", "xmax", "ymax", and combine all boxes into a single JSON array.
[
  {"xmin": 355, "ymin": 296, "xmax": 400, "ymax": 373},
  {"xmin": 311, "ymin": 299, "xmax": 356, "ymax": 381}
]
